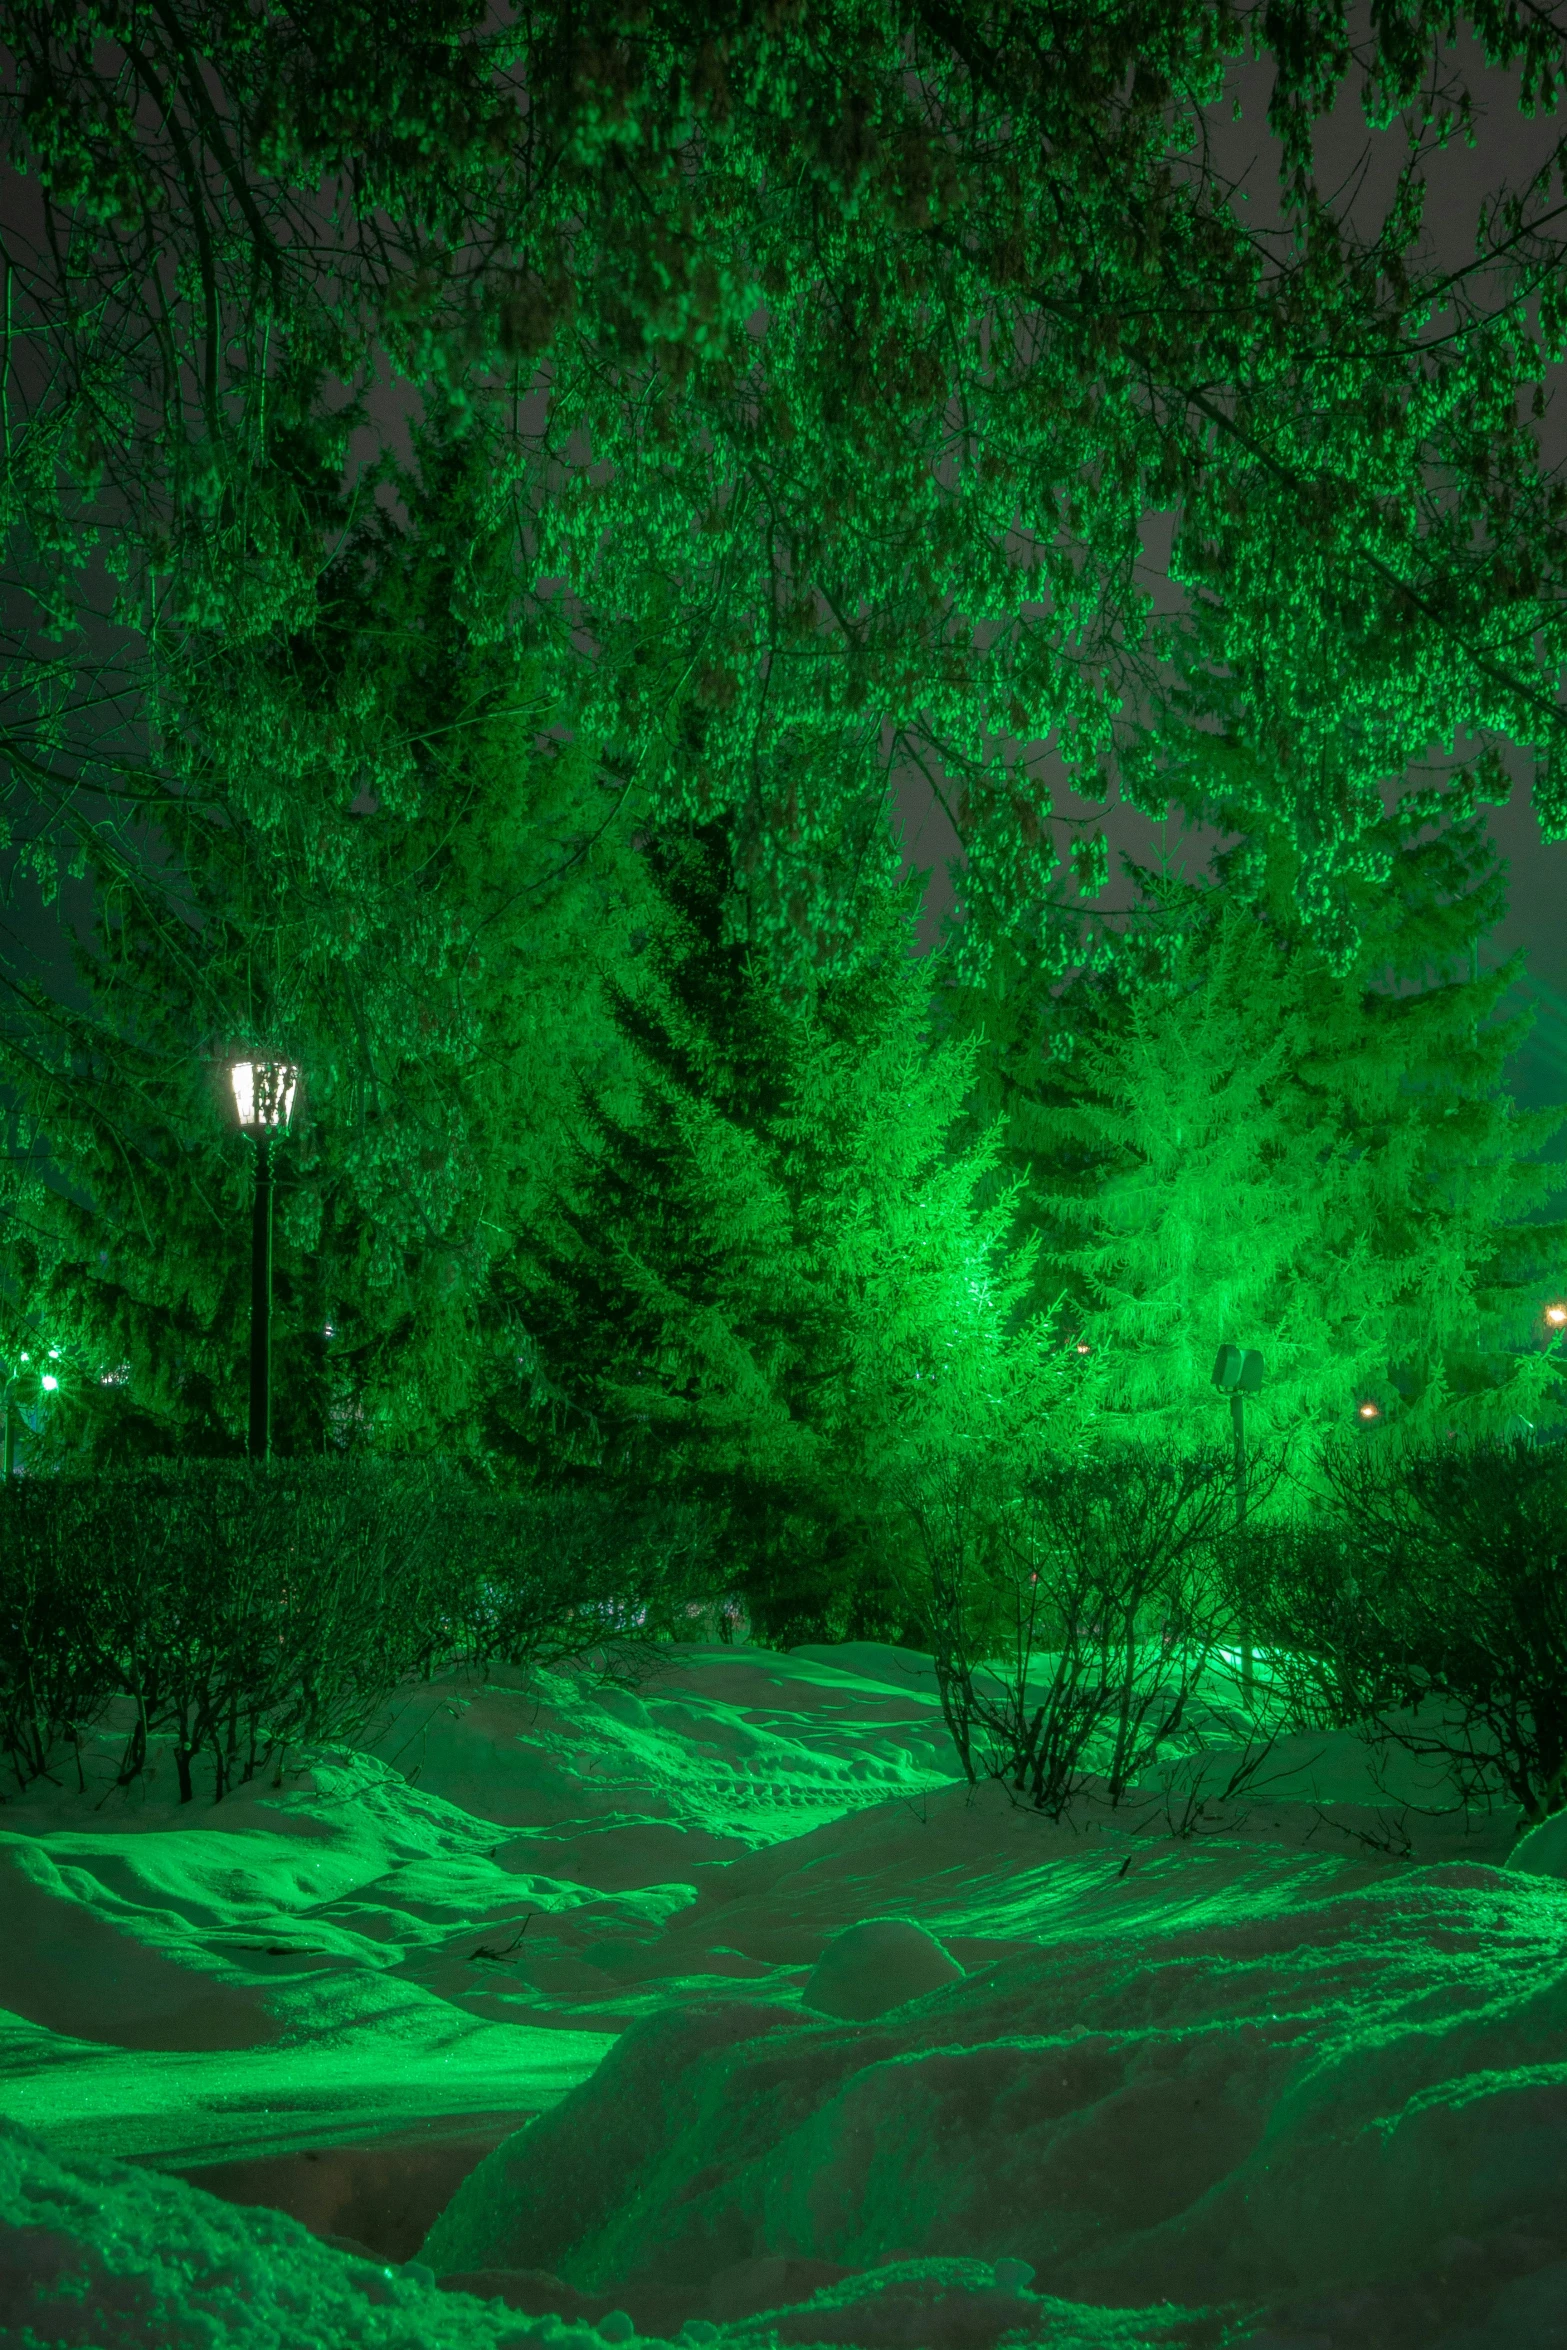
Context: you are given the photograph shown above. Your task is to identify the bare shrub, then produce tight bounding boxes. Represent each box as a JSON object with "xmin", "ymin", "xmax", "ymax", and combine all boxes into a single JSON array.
[
  {"xmin": 44, "ymin": 1461, "xmax": 453, "ymax": 1801},
  {"xmin": 0, "ymin": 1481, "xmax": 119, "ymax": 1795},
  {"xmin": 227, "ymin": 1460, "xmax": 454, "ymax": 1785},
  {"xmin": 893, "ymin": 1437, "xmax": 1284, "ymax": 1819},
  {"xmin": 1308, "ymin": 1430, "xmax": 1567, "ymax": 1830},
  {"xmin": 1211, "ymin": 1512, "xmax": 1418, "ymax": 1735}
]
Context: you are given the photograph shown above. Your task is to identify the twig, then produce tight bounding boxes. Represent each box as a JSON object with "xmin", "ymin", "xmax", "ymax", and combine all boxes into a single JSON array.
[{"xmin": 470, "ymin": 1916, "xmax": 533, "ymax": 1963}]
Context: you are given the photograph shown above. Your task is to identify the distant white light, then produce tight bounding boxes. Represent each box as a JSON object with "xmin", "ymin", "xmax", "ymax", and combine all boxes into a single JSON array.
[{"xmin": 40, "ymin": 1374, "xmax": 59, "ymax": 1392}]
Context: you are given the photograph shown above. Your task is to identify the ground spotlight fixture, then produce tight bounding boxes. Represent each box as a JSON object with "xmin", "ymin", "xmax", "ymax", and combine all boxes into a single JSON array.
[{"xmin": 229, "ymin": 1056, "xmax": 299, "ymax": 1462}]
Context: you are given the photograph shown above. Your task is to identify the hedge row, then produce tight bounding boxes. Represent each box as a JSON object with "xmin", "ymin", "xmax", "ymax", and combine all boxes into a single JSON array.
[{"xmin": 0, "ymin": 1460, "xmax": 727, "ymax": 1805}]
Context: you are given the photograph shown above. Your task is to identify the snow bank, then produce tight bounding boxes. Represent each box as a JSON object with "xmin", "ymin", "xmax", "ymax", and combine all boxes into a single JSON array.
[
  {"xmin": 0, "ymin": 2113, "xmax": 566, "ymax": 2349},
  {"xmin": 0, "ymin": 1645, "xmax": 960, "ymax": 2169},
  {"xmin": 423, "ymin": 1791, "xmax": 1567, "ymax": 2348},
  {"xmin": 1, "ymin": 1637, "xmax": 1559, "ymax": 2349},
  {"xmin": 0, "ymin": 2116, "xmax": 1243, "ymax": 2350}
]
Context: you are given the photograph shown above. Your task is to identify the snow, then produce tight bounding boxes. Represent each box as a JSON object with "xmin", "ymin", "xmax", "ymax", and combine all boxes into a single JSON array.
[
  {"xmin": 800, "ymin": 1918, "xmax": 966, "ymax": 2020},
  {"xmin": 0, "ymin": 1636, "xmax": 1564, "ymax": 2347}
]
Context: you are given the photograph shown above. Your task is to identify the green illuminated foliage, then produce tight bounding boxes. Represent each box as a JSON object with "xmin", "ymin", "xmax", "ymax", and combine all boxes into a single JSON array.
[
  {"xmin": 2, "ymin": 402, "xmax": 657, "ymax": 1456},
  {"xmin": 0, "ymin": 4, "xmax": 1562, "ymax": 1478},
  {"xmin": 948, "ymin": 782, "xmax": 1567, "ymax": 1506},
  {"xmin": 505, "ymin": 813, "xmax": 1098, "ymax": 1642},
  {"xmin": 0, "ymin": 0, "xmax": 1562, "ymax": 1006}
]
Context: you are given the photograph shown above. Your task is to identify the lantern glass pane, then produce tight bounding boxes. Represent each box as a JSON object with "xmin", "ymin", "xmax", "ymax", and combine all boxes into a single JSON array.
[{"xmin": 230, "ymin": 1059, "xmax": 298, "ymax": 1131}]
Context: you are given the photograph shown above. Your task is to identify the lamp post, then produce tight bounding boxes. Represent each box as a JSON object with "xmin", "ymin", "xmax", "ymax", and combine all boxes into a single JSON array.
[
  {"xmin": 1212, "ymin": 1343, "xmax": 1264, "ymax": 1708},
  {"xmin": 230, "ymin": 1057, "xmax": 298, "ymax": 1461}
]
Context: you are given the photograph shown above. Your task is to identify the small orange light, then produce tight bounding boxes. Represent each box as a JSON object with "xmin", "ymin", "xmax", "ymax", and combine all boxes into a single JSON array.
[
  {"xmin": 1546, "ymin": 1303, "xmax": 1567, "ymax": 1327},
  {"xmin": 1358, "ymin": 1403, "xmax": 1380, "ymax": 1420},
  {"xmin": 1076, "ymin": 1343, "xmax": 1091, "ymax": 1354}
]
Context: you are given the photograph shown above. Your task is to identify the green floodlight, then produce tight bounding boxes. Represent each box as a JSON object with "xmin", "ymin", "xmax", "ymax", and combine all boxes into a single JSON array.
[{"xmin": 1212, "ymin": 1344, "xmax": 1264, "ymax": 1395}]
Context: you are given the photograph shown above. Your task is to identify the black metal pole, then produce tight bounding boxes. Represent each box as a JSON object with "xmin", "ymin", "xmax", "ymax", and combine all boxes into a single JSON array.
[
  {"xmin": 1232, "ymin": 1388, "xmax": 1253, "ymax": 1708},
  {"xmin": 248, "ymin": 1133, "xmax": 273, "ymax": 1461}
]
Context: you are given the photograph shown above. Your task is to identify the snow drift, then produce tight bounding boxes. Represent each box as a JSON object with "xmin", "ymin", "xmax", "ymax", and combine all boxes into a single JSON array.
[
  {"xmin": 3, "ymin": 1637, "xmax": 1566, "ymax": 2347},
  {"xmin": 420, "ymin": 1800, "xmax": 1567, "ymax": 2347}
]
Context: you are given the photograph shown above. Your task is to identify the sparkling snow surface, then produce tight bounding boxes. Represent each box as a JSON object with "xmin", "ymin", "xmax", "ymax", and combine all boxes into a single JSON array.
[{"xmin": 1, "ymin": 1638, "xmax": 1565, "ymax": 2348}]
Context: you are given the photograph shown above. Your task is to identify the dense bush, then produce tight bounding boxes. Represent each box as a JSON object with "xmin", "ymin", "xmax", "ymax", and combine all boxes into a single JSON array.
[
  {"xmin": 0, "ymin": 1461, "xmax": 725, "ymax": 1805},
  {"xmin": 0, "ymin": 1460, "xmax": 444, "ymax": 1802}
]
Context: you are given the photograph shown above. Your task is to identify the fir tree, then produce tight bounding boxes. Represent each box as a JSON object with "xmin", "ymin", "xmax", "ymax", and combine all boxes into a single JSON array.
[
  {"xmin": 2, "ymin": 402, "xmax": 656, "ymax": 1459},
  {"xmin": 961, "ymin": 777, "xmax": 1567, "ymax": 1521},
  {"xmin": 504, "ymin": 814, "xmax": 1097, "ymax": 1641}
]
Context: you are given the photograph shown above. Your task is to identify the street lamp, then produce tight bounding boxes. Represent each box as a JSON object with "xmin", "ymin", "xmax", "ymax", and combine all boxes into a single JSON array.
[
  {"xmin": 230, "ymin": 1057, "xmax": 298, "ymax": 1461},
  {"xmin": 1212, "ymin": 1343, "xmax": 1264, "ymax": 1709}
]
